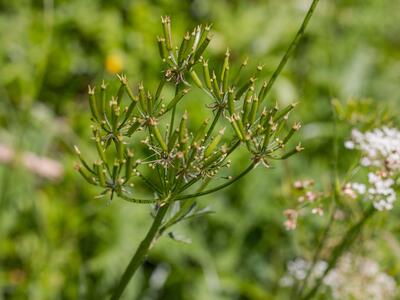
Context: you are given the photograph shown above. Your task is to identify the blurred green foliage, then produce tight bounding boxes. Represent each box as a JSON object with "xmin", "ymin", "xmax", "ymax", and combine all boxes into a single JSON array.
[{"xmin": 0, "ymin": 0, "xmax": 399, "ymax": 299}]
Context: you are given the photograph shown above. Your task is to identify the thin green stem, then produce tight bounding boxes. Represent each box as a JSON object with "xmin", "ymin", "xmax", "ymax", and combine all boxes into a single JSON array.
[
  {"xmin": 301, "ymin": 206, "xmax": 375, "ymax": 300},
  {"xmin": 147, "ymin": 126, "xmax": 166, "ymax": 191},
  {"xmin": 137, "ymin": 171, "xmax": 162, "ymax": 195},
  {"xmin": 160, "ymin": 178, "xmax": 212, "ymax": 234},
  {"xmin": 260, "ymin": 0, "xmax": 320, "ymax": 104},
  {"xmin": 175, "ymin": 162, "xmax": 256, "ymax": 200},
  {"xmin": 295, "ymin": 203, "xmax": 336, "ymax": 297},
  {"xmin": 110, "ymin": 200, "xmax": 171, "ymax": 300},
  {"xmin": 168, "ymin": 85, "xmax": 180, "ymax": 138},
  {"xmin": 204, "ymin": 108, "xmax": 223, "ymax": 144},
  {"xmin": 117, "ymin": 192, "xmax": 159, "ymax": 204}
]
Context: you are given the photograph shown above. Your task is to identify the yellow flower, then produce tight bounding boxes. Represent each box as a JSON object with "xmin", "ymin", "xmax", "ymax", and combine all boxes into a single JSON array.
[{"xmin": 105, "ymin": 53, "xmax": 123, "ymax": 74}]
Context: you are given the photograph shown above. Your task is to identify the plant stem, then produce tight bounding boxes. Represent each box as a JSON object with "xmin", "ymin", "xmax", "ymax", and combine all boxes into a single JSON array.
[
  {"xmin": 168, "ymin": 84, "xmax": 181, "ymax": 138},
  {"xmin": 260, "ymin": 0, "xmax": 320, "ymax": 104},
  {"xmin": 301, "ymin": 206, "xmax": 375, "ymax": 300},
  {"xmin": 159, "ymin": 178, "xmax": 212, "ymax": 234},
  {"xmin": 175, "ymin": 162, "xmax": 256, "ymax": 200},
  {"xmin": 295, "ymin": 203, "xmax": 336, "ymax": 297},
  {"xmin": 204, "ymin": 108, "xmax": 223, "ymax": 144},
  {"xmin": 110, "ymin": 201, "xmax": 171, "ymax": 300}
]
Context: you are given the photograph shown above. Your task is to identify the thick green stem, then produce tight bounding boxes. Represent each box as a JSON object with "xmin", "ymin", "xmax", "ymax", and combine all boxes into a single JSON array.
[{"xmin": 110, "ymin": 202, "xmax": 171, "ymax": 300}]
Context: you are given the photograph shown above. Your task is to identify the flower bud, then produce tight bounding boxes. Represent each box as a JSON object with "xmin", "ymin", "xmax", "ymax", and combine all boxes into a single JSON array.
[
  {"xmin": 204, "ymin": 128, "xmax": 225, "ymax": 157},
  {"xmin": 227, "ymin": 88, "xmax": 236, "ymax": 115},
  {"xmin": 88, "ymin": 85, "xmax": 100, "ymax": 121},
  {"xmin": 150, "ymin": 120, "xmax": 168, "ymax": 152},
  {"xmin": 178, "ymin": 32, "xmax": 190, "ymax": 62},
  {"xmin": 157, "ymin": 36, "xmax": 168, "ymax": 60},
  {"xmin": 95, "ymin": 161, "xmax": 107, "ymax": 187},
  {"xmin": 282, "ymin": 122, "xmax": 301, "ymax": 145},
  {"xmin": 125, "ymin": 148, "xmax": 134, "ymax": 180},
  {"xmin": 75, "ymin": 163, "xmax": 96, "ymax": 185},
  {"xmin": 273, "ymin": 102, "xmax": 297, "ymax": 122},
  {"xmin": 242, "ymin": 85, "xmax": 254, "ymax": 126},
  {"xmin": 211, "ymin": 71, "xmax": 221, "ymax": 99},
  {"xmin": 193, "ymin": 32, "xmax": 212, "ymax": 62},
  {"xmin": 221, "ymin": 49, "xmax": 230, "ymax": 93},
  {"xmin": 192, "ymin": 118, "xmax": 209, "ymax": 148},
  {"xmin": 165, "ymin": 88, "xmax": 189, "ymax": 112},
  {"xmin": 249, "ymin": 96, "xmax": 259, "ymax": 125},
  {"xmin": 161, "ymin": 16, "xmax": 173, "ymax": 50},
  {"xmin": 202, "ymin": 60, "xmax": 212, "ymax": 90},
  {"xmin": 281, "ymin": 143, "xmax": 304, "ymax": 159},
  {"xmin": 138, "ymin": 83, "xmax": 147, "ymax": 113},
  {"xmin": 236, "ymin": 77, "xmax": 256, "ymax": 100},
  {"xmin": 189, "ymin": 70, "xmax": 203, "ymax": 88}
]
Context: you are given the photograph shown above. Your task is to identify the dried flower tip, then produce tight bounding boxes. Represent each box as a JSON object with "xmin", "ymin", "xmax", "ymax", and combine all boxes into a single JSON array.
[
  {"xmin": 311, "ymin": 207, "xmax": 324, "ymax": 216},
  {"xmin": 157, "ymin": 36, "xmax": 168, "ymax": 60},
  {"xmin": 273, "ymin": 102, "xmax": 297, "ymax": 122},
  {"xmin": 193, "ymin": 32, "xmax": 212, "ymax": 62},
  {"xmin": 88, "ymin": 85, "xmax": 95, "ymax": 95},
  {"xmin": 295, "ymin": 143, "xmax": 304, "ymax": 152},
  {"xmin": 293, "ymin": 122, "xmax": 301, "ymax": 131},
  {"xmin": 116, "ymin": 73, "xmax": 128, "ymax": 85},
  {"xmin": 127, "ymin": 148, "xmax": 134, "ymax": 157},
  {"xmin": 161, "ymin": 16, "xmax": 172, "ymax": 50},
  {"xmin": 101, "ymin": 80, "xmax": 107, "ymax": 90},
  {"xmin": 74, "ymin": 145, "xmax": 81, "ymax": 156}
]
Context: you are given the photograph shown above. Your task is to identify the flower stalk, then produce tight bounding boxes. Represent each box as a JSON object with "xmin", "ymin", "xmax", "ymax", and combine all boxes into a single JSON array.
[{"xmin": 75, "ymin": 1, "xmax": 320, "ymax": 297}]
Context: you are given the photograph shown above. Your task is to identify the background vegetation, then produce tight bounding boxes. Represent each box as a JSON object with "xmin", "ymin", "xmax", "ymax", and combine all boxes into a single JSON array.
[{"xmin": 0, "ymin": 0, "xmax": 399, "ymax": 299}]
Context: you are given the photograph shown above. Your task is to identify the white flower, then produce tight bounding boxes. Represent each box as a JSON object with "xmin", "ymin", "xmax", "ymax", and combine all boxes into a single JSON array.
[
  {"xmin": 346, "ymin": 127, "xmax": 400, "ymax": 210},
  {"xmin": 352, "ymin": 182, "xmax": 366, "ymax": 194},
  {"xmin": 324, "ymin": 254, "xmax": 396, "ymax": 300},
  {"xmin": 348, "ymin": 127, "xmax": 400, "ymax": 173},
  {"xmin": 280, "ymin": 258, "xmax": 328, "ymax": 287},
  {"xmin": 344, "ymin": 140, "xmax": 355, "ymax": 149},
  {"xmin": 367, "ymin": 172, "xmax": 396, "ymax": 211},
  {"xmin": 311, "ymin": 207, "xmax": 324, "ymax": 216}
]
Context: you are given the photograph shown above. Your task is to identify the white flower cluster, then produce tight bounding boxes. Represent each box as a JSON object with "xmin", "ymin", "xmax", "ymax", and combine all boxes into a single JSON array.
[
  {"xmin": 324, "ymin": 255, "xmax": 396, "ymax": 300},
  {"xmin": 345, "ymin": 127, "xmax": 400, "ymax": 171},
  {"xmin": 345, "ymin": 127, "xmax": 400, "ymax": 210},
  {"xmin": 279, "ymin": 258, "xmax": 327, "ymax": 287},
  {"xmin": 280, "ymin": 255, "xmax": 396, "ymax": 299},
  {"xmin": 367, "ymin": 172, "xmax": 396, "ymax": 210}
]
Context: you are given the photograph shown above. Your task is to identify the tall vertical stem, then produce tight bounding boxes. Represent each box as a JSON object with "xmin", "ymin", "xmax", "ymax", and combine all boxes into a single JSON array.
[
  {"xmin": 110, "ymin": 202, "xmax": 171, "ymax": 300},
  {"xmin": 260, "ymin": 0, "xmax": 320, "ymax": 104},
  {"xmin": 301, "ymin": 206, "xmax": 375, "ymax": 300}
]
